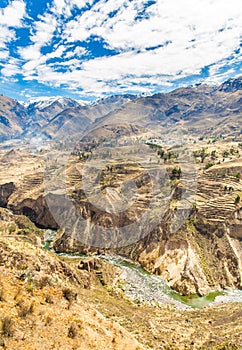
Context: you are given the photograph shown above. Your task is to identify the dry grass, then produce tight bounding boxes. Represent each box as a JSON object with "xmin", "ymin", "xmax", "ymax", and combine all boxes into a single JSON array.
[
  {"xmin": 1, "ymin": 317, "xmax": 14, "ymax": 337},
  {"xmin": 17, "ymin": 300, "xmax": 34, "ymax": 318}
]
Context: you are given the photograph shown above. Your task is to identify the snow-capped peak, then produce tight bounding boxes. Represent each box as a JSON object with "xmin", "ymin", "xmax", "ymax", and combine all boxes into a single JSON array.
[
  {"xmin": 91, "ymin": 94, "xmax": 137, "ymax": 106},
  {"xmin": 24, "ymin": 96, "xmax": 85, "ymax": 110}
]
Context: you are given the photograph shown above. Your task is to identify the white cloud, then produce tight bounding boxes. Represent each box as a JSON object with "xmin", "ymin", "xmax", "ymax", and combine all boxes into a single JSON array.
[
  {"xmin": 55, "ymin": 0, "xmax": 241, "ymax": 96},
  {"xmin": 2, "ymin": 0, "xmax": 242, "ymax": 98},
  {"xmin": 31, "ymin": 13, "xmax": 57, "ymax": 46},
  {"xmin": 18, "ymin": 10, "xmax": 61, "ymax": 77},
  {"xmin": 0, "ymin": 0, "xmax": 26, "ymax": 27},
  {"xmin": 19, "ymin": 11, "xmax": 58, "ymax": 62},
  {"xmin": 0, "ymin": 50, "xmax": 9, "ymax": 59},
  {"xmin": 64, "ymin": 46, "xmax": 88, "ymax": 59},
  {"xmin": 1, "ymin": 58, "xmax": 21, "ymax": 77},
  {"xmin": 52, "ymin": 0, "xmax": 91, "ymax": 17},
  {"xmin": 0, "ymin": 0, "xmax": 26, "ymax": 58},
  {"xmin": 0, "ymin": 26, "xmax": 16, "ymax": 48}
]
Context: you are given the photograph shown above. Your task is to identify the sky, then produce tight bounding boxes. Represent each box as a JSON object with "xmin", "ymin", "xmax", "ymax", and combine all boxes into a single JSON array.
[{"xmin": 0, "ymin": 0, "xmax": 241, "ymax": 102}]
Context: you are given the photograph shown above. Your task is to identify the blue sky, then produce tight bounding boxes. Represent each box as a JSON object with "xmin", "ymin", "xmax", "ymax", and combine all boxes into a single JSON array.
[{"xmin": 0, "ymin": 0, "xmax": 241, "ymax": 102}]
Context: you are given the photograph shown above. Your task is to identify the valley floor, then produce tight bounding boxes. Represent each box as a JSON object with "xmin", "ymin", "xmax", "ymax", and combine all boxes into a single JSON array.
[{"xmin": 0, "ymin": 233, "xmax": 241, "ymax": 350}]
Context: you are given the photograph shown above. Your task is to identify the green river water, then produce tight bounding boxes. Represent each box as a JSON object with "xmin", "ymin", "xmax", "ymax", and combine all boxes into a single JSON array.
[{"xmin": 44, "ymin": 233, "xmax": 241, "ymax": 309}]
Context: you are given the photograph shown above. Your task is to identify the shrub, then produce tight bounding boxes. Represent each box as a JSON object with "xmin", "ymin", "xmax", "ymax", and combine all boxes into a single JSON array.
[
  {"xmin": 235, "ymin": 195, "xmax": 240, "ymax": 204},
  {"xmin": 62, "ymin": 288, "xmax": 77, "ymax": 303},
  {"xmin": 68, "ymin": 323, "xmax": 78, "ymax": 338},
  {"xmin": 8, "ymin": 225, "xmax": 16, "ymax": 234},
  {"xmin": 37, "ymin": 276, "xmax": 50, "ymax": 289},
  {"xmin": 223, "ymin": 150, "xmax": 229, "ymax": 158},
  {"xmin": 170, "ymin": 167, "xmax": 182, "ymax": 179},
  {"xmin": 17, "ymin": 300, "xmax": 34, "ymax": 318},
  {"xmin": 45, "ymin": 316, "xmax": 52, "ymax": 326},
  {"xmin": 45, "ymin": 294, "xmax": 54, "ymax": 304},
  {"xmin": 204, "ymin": 162, "xmax": 214, "ymax": 170},
  {"xmin": 0, "ymin": 288, "xmax": 5, "ymax": 302},
  {"xmin": 235, "ymin": 172, "xmax": 241, "ymax": 181},
  {"xmin": 1, "ymin": 317, "xmax": 14, "ymax": 337}
]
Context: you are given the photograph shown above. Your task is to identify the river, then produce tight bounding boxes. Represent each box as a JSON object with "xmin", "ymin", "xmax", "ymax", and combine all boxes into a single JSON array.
[{"xmin": 44, "ymin": 231, "xmax": 242, "ymax": 310}]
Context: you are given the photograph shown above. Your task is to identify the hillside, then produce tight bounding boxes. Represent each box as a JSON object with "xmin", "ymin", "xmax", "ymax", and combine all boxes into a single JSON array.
[
  {"xmin": 93, "ymin": 77, "xmax": 242, "ymax": 137},
  {"xmin": 0, "ymin": 207, "xmax": 241, "ymax": 349},
  {"xmin": 0, "ymin": 77, "xmax": 241, "ymax": 142},
  {"xmin": 0, "ymin": 208, "xmax": 144, "ymax": 350},
  {"xmin": 0, "ymin": 134, "xmax": 241, "ymax": 297},
  {"xmin": 0, "ymin": 95, "xmax": 29, "ymax": 141}
]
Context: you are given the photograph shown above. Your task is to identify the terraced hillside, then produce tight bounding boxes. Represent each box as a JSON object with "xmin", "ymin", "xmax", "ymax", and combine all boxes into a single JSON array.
[{"xmin": 0, "ymin": 136, "xmax": 241, "ymax": 297}]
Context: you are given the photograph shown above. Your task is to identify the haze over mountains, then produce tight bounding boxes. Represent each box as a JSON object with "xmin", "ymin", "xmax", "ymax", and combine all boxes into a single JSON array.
[{"xmin": 0, "ymin": 76, "xmax": 241, "ymax": 142}]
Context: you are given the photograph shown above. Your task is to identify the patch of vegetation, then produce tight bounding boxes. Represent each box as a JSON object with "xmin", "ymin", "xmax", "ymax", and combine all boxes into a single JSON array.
[
  {"xmin": 62, "ymin": 287, "xmax": 77, "ymax": 303},
  {"xmin": 191, "ymin": 233, "xmax": 214, "ymax": 286},
  {"xmin": 68, "ymin": 323, "xmax": 78, "ymax": 338},
  {"xmin": 17, "ymin": 300, "xmax": 34, "ymax": 318},
  {"xmin": 204, "ymin": 162, "xmax": 215, "ymax": 170},
  {"xmin": 1, "ymin": 317, "xmax": 14, "ymax": 337},
  {"xmin": 173, "ymin": 291, "xmax": 225, "ymax": 309},
  {"xmin": 234, "ymin": 195, "xmax": 240, "ymax": 204}
]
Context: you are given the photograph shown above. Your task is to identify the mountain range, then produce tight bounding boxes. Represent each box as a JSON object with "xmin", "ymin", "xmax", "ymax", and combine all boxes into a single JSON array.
[{"xmin": 0, "ymin": 77, "xmax": 241, "ymax": 142}]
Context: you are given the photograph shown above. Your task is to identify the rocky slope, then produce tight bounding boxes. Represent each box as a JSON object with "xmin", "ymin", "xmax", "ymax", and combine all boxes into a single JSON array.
[
  {"xmin": 0, "ymin": 94, "xmax": 138, "ymax": 141},
  {"xmin": 0, "ymin": 95, "xmax": 29, "ymax": 141},
  {"xmin": 51, "ymin": 157, "xmax": 242, "ymax": 296},
  {"xmin": 0, "ymin": 77, "xmax": 241, "ymax": 142},
  {"xmin": 0, "ymin": 208, "xmax": 241, "ymax": 349},
  {"xmin": 0, "ymin": 210, "xmax": 145, "ymax": 350},
  {"xmin": 93, "ymin": 76, "xmax": 242, "ymax": 137},
  {"xmin": 0, "ymin": 138, "xmax": 241, "ymax": 296}
]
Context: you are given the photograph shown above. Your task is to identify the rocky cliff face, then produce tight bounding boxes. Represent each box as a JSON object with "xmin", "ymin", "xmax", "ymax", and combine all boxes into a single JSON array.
[{"xmin": 1, "ymin": 145, "xmax": 241, "ymax": 296}]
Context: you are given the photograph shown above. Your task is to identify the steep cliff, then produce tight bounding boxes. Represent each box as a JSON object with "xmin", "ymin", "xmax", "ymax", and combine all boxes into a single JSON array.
[{"xmin": 1, "ymin": 143, "xmax": 241, "ymax": 296}]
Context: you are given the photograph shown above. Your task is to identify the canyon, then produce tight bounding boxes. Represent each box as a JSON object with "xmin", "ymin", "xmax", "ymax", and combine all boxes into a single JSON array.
[{"xmin": 0, "ymin": 77, "xmax": 242, "ymax": 349}]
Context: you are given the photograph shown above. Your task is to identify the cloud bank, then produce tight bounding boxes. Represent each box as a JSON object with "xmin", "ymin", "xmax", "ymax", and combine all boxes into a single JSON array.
[{"xmin": 0, "ymin": 0, "xmax": 241, "ymax": 100}]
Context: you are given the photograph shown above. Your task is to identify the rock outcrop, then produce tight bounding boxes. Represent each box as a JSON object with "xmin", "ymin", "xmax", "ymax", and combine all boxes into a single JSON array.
[{"xmin": 1, "ymin": 148, "xmax": 241, "ymax": 296}]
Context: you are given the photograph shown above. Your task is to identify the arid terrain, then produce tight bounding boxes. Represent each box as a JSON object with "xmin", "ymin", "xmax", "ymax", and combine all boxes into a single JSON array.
[
  {"xmin": 0, "ymin": 133, "xmax": 242, "ymax": 349},
  {"xmin": 0, "ymin": 78, "xmax": 242, "ymax": 349},
  {"xmin": 0, "ymin": 207, "xmax": 241, "ymax": 350}
]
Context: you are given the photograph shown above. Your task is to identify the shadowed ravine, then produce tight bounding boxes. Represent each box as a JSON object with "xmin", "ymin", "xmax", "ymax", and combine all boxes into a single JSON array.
[{"xmin": 44, "ymin": 230, "xmax": 242, "ymax": 310}]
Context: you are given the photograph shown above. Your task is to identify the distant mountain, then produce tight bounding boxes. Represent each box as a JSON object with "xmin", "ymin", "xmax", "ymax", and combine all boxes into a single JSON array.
[
  {"xmin": 0, "ymin": 78, "xmax": 241, "ymax": 142},
  {"xmin": 25, "ymin": 96, "xmax": 82, "ymax": 127},
  {"xmin": 76, "ymin": 94, "xmax": 137, "ymax": 122},
  {"xmin": 41, "ymin": 106, "xmax": 91, "ymax": 139},
  {"xmin": 91, "ymin": 94, "xmax": 137, "ymax": 106},
  {"xmin": 218, "ymin": 77, "xmax": 242, "ymax": 92},
  {"xmin": 0, "ymin": 94, "xmax": 29, "ymax": 141},
  {"xmin": 92, "ymin": 77, "xmax": 242, "ymax": 137}
]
